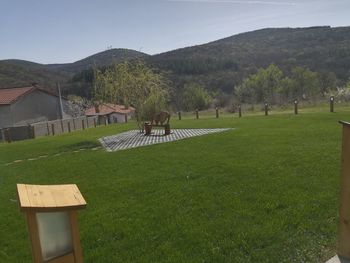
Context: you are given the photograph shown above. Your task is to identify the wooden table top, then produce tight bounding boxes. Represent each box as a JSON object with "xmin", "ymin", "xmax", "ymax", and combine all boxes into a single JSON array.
[{"xmin": 17, "ymin": 184, "xmax": 87, "ymax": 212}]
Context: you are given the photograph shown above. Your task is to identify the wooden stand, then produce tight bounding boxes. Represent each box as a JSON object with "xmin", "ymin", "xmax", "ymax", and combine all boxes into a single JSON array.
[
  {"xmin": 17, "ymin": 184, "xmax": 86, "ymax": 263},
  {"xmin": 338, "ymin": 121, "xmax": 350, "ymax": 259}
]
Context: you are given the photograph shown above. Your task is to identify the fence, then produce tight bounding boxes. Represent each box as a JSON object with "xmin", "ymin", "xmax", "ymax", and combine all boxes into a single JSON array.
[
  {"xmin": 0, "ymin": 126, "xmax": 34, "ymax": 142},
  {"xmin": 0, "ymin": 116, "xmax": 106, "ymax": 143},
  {"xmin": 176, "ymin": 97, "xmax": 338, "ymax": 120}
]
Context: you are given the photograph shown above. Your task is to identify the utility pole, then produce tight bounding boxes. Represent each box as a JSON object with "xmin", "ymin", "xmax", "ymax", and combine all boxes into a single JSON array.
[{"xmin": 57, "ymin": 83, "xmax": 64, "ymax": 119}]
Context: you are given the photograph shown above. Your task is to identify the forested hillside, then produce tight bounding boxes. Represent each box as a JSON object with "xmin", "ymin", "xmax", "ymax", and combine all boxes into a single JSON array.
[
  {"xmin": 0, "ymin": 49, "xmax": 148, "ymax": 91},
  {"xmin": 1, "ymin": 26, "xmax": 350, "ymax": 105},
  {"xmin": 0, "ymin": 60, "xmax": 71, "ymax": 91},
  {"xmin": 47, "ymin": 48, "xmax": 148, "ymax": 73},
  {"xmin": 148, "ymin": 26, "xmax": 350, "ymax": 92},
  {"xmin": 69, "ymin": 26, "xmax": 350, "ymax": 101}
]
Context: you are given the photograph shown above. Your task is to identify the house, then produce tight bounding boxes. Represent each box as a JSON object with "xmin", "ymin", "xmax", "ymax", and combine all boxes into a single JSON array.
[
  {"xmin": 85, "ymin": 103, "xmax": 135, "ymax": 123},
  {"xmin": 0, "ymin": 85, "xmax": 70, "ymax": 129}
]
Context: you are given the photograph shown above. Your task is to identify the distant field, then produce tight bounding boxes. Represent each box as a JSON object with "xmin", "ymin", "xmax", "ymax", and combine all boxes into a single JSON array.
[{"xmin": 0, "ymin": 106, "xmax": 347, "ymax": 262}]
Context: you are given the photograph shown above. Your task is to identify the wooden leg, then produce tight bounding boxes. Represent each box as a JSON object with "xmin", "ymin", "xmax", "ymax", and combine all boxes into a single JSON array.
[
  {"xmin": 69, "ymin": 211, "xmax": 83, "ymax": 263},
  {"xmin": 26, "ymin": 212, "xmax": 43, "ymax": 263}
]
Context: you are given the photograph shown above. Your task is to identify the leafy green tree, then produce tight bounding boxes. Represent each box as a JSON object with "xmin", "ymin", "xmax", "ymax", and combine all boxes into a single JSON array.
[
  {"xmin": 289, "ymin": 66, "xmax": 320, "ymax": 100},
  {"xmin": 212, "ymin": 90, "xmax": 232, "ymax": 108},
  {"xmin": 93, "ymin": 60, "xmax": 170, "ymax": 130},
  {"xmin": 280, "ymin": 77, "xmax": 295, "ymax": 101},
  {"xmin": 318, "ymin": 72, "xmax": 337, "ymax": 96},
  {"xmin": 181, "ymin": 83, "xmax": 212, "ymax": 111},
  {"xmin": 234, "ymin": 83, "xmax": 256, "ymax": 104},
  {"xmin": 238, "ymin": 64, "xmax": 284, "ymax": 103}
]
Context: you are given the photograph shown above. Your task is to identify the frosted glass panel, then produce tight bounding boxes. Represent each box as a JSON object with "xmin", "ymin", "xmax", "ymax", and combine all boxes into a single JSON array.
[{"xmin": 36, "ymin": 211, "xmax": 73, "ymax": 261}]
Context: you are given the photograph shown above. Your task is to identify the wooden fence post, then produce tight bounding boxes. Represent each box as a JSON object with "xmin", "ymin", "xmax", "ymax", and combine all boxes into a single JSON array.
[
  {"xmin": 28, "ymin": 125, "xmax": 35, "ymax": 139},
  {"xmin": 61, "ymin": 120, "xmax": 64, "ymax": 133},
  {"xmin": 216, "ymin": 107, "xmax": 219, "ymax": 118},
  {"xmin": 238, "ymin": 105, "xmax": 242, "ymax": 118},
  {"xmin": 73, "ymin": 118, "xmax": 76, "ymax": 130},
  {"xmin": 86, "ymin": 117, "xmax": 89, "ymax": 128},
  {"xmin": 196, "ymin": 109, "xmax": 199, "ymax": 119},
  {"xmin": 178, "ymin": 111, "xmax": 181, "ymax": 120},
  {"xmin": 0, "ymin": 129, "xmax": 4, "ymax": 142},
  {"xmin": 294, "ymin": 99, "xmax": 298, "ymax": 115},
  {"xmin": 93, "ymin": 118, "xmax": 97, "ymax": 127},
  {"xmin": 5, "ymin": 128, "xmax": 12, "ymax": 143},
  {"xmin": 338, "ymin": 121, "xmax": 350, "ymax": 259},
  {"xmin": 68, "ymin": 121, "xmax": 71, "ymax": 133},
  {"xmin": 46, "ymin": 122, "xmax": 50, "ymax": 135},
  {"xmin": 330, "ymin": 96, "xmax": 335, "ymax": 113},
  {"xmin": 264, "ymin": 102, "xmax": 269, "ymax": 116},
  {"xmin": 82, "ymin": 119, "xmax": 85, "ymax": 130},
  {"xmin": 125, "ymin": 114, "xmax": 128, "ymax": 123},
  {"xmin": 51, "ymin": 124, "xmax": 55, "ymax": 136}
]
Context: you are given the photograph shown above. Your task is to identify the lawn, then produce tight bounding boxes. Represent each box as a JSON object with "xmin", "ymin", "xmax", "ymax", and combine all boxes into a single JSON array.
[{"xmin": 0, "ymin": 108, "xmax": 347, "ymax": 262}]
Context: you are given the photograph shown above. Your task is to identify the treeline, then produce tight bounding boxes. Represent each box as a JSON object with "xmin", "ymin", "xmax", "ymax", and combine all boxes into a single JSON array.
[
  {"xmin": 173, "ymin": 64, "xmax": 347, "ymax": 111},
  {"xmin": 67, "ymin": 62, "xmax": 348, "ymax": 112},
  {"xmin": 234, "ymin": 64, "xmax": 338, "ymax": 105}
]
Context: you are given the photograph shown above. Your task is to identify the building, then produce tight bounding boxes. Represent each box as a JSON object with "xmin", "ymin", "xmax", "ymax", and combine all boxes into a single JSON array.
[
  {"xmin": 85, "ymin": 103, "xmax": 135, "ymax": 123},
  {"xmin": 0, "ymin": 85, "xmax": 69, "ymax": 129}
]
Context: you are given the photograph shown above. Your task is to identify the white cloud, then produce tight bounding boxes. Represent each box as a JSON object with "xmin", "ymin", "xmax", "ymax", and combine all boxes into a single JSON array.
[{"xmin": 167, "ymin": 0, "xmax": 297, "ymax": 6}]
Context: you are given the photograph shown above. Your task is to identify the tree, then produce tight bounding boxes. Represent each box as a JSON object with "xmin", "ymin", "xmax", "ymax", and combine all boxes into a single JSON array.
[
  {"xmin": 289, "ymin": 66, "xmax": 320, "ymax": 100},
  {"xmin": 212, "ymin": 90, "xmax": 232, "ymax": 108},
  {"xmin": 234, "ymin": 83, "xmax": 255, "ymax": 105},
  {"xmin": 93, "ymin": 60, "xmax": 170, "ymax": 130},
  {"xmin": 181, "ymin": 83, "xmax": 212, "ymax": 111},
  {"xmin": 318, "ymin": 72, "xmax": 337, "ymax": 96},
  {"xmin": 280, "ymin": 77, "xmax": 295, "ymax": 101},
  {"xmin": 238, "ymin": 64, "xmax": 284, "ymax": 103}
]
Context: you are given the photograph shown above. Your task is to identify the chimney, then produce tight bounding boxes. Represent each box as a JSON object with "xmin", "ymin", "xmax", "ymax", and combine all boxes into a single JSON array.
[{"xmin": 94, "ymin": 104, "xmax": 100, "ymax": 114}]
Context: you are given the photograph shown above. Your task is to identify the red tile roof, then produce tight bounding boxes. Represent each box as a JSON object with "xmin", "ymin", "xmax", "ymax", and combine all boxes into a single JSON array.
[
  {"xmin": 85, "ymin": 103, "xmax": 135, "ymax": 116},
  {"xmin": 0, "ymin": 87, "xmax": 36, "ymax": 105}
]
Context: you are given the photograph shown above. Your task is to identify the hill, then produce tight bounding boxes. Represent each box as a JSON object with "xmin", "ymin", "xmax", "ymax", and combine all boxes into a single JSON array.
[
  {"xmin": 46, "ymin": 48, "xmax": 149, "ymax": 73},
  {"xmin": 1, "ymin": 26, "xmax": 350, "ymax": 96},
  {"xmin": 0, "ymin": 60, "xmax": 71, "ymax": 91},
  {"xmin": 148, "ymin": 26, "xmax": 350, "ymax": 93},
  {"xmin": 0, "ymin": 48, "xmax": 148, "ymax": 91}
]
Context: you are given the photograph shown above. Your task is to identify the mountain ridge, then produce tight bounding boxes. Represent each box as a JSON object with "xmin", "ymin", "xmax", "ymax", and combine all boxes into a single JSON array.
[
  {"xmin": 0, "ymin": 48, "xmax": 148, "ymax": 90},
  {"xmin": 1, "ymin": 26, "xmax": 350, "ymax": 94}
]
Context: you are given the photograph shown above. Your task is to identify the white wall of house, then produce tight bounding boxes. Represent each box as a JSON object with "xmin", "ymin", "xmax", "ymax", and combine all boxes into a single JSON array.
[{"xmin": 108, "ymin": 112, "xmax": 132, "ymax": 123}]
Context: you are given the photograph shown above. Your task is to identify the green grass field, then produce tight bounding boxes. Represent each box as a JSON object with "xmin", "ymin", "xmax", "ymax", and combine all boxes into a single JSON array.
[{"xmin": 0, "ymin": 107, "xmax": 348, "ymax": 262}]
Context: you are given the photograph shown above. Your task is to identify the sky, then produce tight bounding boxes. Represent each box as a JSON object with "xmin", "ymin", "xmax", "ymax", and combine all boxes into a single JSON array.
[{"xmin": 1, "ymin": 0, "xmax": 350, "ymax": 64}]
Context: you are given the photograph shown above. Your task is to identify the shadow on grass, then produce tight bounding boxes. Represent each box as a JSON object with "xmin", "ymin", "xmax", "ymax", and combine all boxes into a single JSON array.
[{"xmin": 59, "ymin": 140, "xmax": 100, "ymax": 151}]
